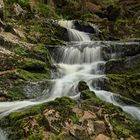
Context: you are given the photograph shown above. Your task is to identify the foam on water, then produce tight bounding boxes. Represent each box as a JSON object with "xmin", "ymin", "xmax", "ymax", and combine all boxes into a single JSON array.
[{"xmin": 58, "ymin": 20, "xmax": 91, "ymax": 41}]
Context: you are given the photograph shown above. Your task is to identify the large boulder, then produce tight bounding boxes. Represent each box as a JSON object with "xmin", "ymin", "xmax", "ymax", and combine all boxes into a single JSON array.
[{"xmin": 105, "ymin": 59, "xmax": 124, "ymax": 74}]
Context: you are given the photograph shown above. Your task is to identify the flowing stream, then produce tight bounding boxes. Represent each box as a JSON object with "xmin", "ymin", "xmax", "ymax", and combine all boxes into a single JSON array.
[{"xmin": 0, "ymin": 20, "xmax": 140, "ymax": 139}]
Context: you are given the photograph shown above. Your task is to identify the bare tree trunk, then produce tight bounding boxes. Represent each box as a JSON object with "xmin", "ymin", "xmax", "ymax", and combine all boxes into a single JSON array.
[
  {"xmin": 0, "ymin": 0, "xmax": 4, "ymax": 20},
  {"xmin": 81, "ymin": 0, "xmax": 87, "ymax": 13},
  {"xmin": 47, "ymin": 0, "xmax": 55, "ymax": 9}
]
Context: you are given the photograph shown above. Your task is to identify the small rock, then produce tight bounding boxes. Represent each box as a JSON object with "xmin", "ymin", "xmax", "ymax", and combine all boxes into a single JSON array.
[
  {"xmin": 79, "ymin": 111, "xmax": 96, "ymax": 122},
  {"xmin": 95, "ymin": 121, "xmax": 106, "ymax": 133},
  {"xmin": 95, "ymin": 134, "xmax": 110, "ymax": 140},
  {"xmin": 72, "ymin": 107, "xmax": 83, "ymax": 116}
]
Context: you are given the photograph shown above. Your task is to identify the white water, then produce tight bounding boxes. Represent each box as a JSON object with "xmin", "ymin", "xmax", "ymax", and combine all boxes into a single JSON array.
[
  {"xmin": 56, "ymin": 43, "xmax": 101, "ymax": 64},
  {"xmin": 58, "ymin": 20, "xmax": 91, "ymax": 41},
  {"xmin": 0, "ymin": 129, "xmax": 7, "ymax": 140},
  {"xmin": 0, "ymin": 20, "xmax": 140, "ymax": 139}
]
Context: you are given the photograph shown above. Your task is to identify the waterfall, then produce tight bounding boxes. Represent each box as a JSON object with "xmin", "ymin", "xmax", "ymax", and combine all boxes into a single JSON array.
[
  {"xmin": 67, "ymin": 29, "xmax": 91, "ymax": 41},
  {"xmin": 58, "ymin": 20, "xmax": 74, "ymax": 29},
  {"xmin": 0, "ymin": 20, "xmax": 140, "ymax": 139},
  {"xmin": 55, "ymin": 42, "xmax": 101, "ymax": 64},
  {"xmin": 58, "ymin": 20, "xmax": 91, "ymax": 41}
]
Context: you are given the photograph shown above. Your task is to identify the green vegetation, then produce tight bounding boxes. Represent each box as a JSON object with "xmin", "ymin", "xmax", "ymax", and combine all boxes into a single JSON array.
[
  {"xmin": 0, "ymin": 0, "xmax": 140, "ymax": 139},
  {"xmin": 1, "ymin": 91, "xmax": 140, "ymax": 139},
  {"xmin": 107, "ymin": 73, "xmax": 140, "ymax": 103},
  {"xmin": 7, "ymin": 0, "xmax": 30, "ymax": 7}
]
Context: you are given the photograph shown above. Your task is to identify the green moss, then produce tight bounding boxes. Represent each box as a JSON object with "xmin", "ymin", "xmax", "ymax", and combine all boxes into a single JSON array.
[
  {"xmin": 7, "ymin": 0, "xmax": 30, "ymax": 8},
  {"xmin": 8, "ymin": 87, "xmax": 26, "ymax": 100},
  {"xmin": 111, "ymin": 118, "xmax": 140, "ymax": 139},
  {"xmin": 0, "ymin": 53, "xmax": 22, "ymax": 71},
  {"xmin": 21, "ymin": 59, "xmax": 46, "ymax": 72},
  {"xmin": 0, "ymin": 103, "xmax": 47, "ymax": 127},
  {"xmin": 16, "ymin": 69, "xmax": 50, "ymax": 81},
  {"xmin": 33, "ymin": 44, "xmax": 52, "ymax": 65},
  {"xmin": 106, "ymin": 73, "xmax": 140, "ymax": 103},
  {"xmin": 28, "ymin": 133, "xmax": 43, "ymax": 140},
  {"xmin": 47, "ymin": 97, "xmax": 77, "ymax": 121},
  {"xmin": 81, "ymin": 90, "xmax": 123, "ymax": 114},
  {"xmin": 80, "ymin": 90, "xmax": 140, "ymax": 139},
  {"xmin": 1, "ymin": 92, "xmax": 140, "ymax": 139},
  {"xmin": 13, "ymin": 44, "xmax": 28, "ymax": 56},
  {"xmin": 0, "ymin": 97, "xmax": 77, "ymax": 139},
  {"xmin": 37, "ymin": 4, "xmax": 50, "ymax": 17},
  {"xmin": 111, "ymin": 119, "xmax": 131, "ymax": 137}
]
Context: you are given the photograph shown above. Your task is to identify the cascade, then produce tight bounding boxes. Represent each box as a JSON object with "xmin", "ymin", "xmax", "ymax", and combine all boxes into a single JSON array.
[
  {"xmin": 58, "ymin": 20, "xmax": 91, "ymax": 41},
  {"xmin": 0, "ymin": 20, "xmax": 140, "ymax": 139}
]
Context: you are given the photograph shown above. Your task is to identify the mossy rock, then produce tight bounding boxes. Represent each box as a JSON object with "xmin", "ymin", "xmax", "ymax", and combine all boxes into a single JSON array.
[
  {"xmin": 0, "ymin": 97, "xmax": 77, "ymax": 139},
  {"xmin": 106, "ymin": 73, "xmax": 140, "ymax": 103},
  {"xmin": 78, "ymin": 81, "xmax": 89, "ymax": 92},
  {"xmin": 21, "ymin": 58, "xmax": 46, "ymax": 72}
]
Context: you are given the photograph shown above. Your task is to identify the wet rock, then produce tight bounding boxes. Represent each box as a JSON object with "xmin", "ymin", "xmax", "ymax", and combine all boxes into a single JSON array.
[
  {"xmin": 102, "ymin": 42, "xmax": 140, "ymax": 60},
  {"xmin": 105, "ymin": 59, "xmax": 125, "ymax": 74},
  {"xmin": 74, "ymin": 20, "xmax": 99, "ymax": 34},
  {"xmin": 94, "ymin": 121, "xmax": 106, "ymax": 133},
  {"xmin": 78, "ymin": 81, "xmax": 89, "ymax": 92},
  {"xmin": 105, "ymin": 54, "xmax": 140, "ymax": 74},
  {"xmin": 95, "ymin": 134, "xmax": 110, "ymax": 140},
  {"xmin": 91, "ymin": 77, "xmax": 110, "ymax": 91},
  {"xmin": 80, "ymin": 90, "xmax": 96, "ymax": 100},
  {"xmin": 23, "ymin": 80, "xmax": 50, "ymax": 99},
  {"xmin": 106, "ymin": 73, "xmax": 140, "ymax": 102},
  {"xmin": 57, "ymin": 26, "xmax": 69, "ymax": 41}
]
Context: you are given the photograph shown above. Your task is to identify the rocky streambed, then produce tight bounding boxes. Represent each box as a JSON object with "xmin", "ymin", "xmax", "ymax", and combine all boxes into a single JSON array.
[
  {"xmin": 0, "ymin": 0, "xmax": 140, "ymax": 139},
  {"xmin": 0, "ymin": 19, "xmax": 140, "ymax": 140}
]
